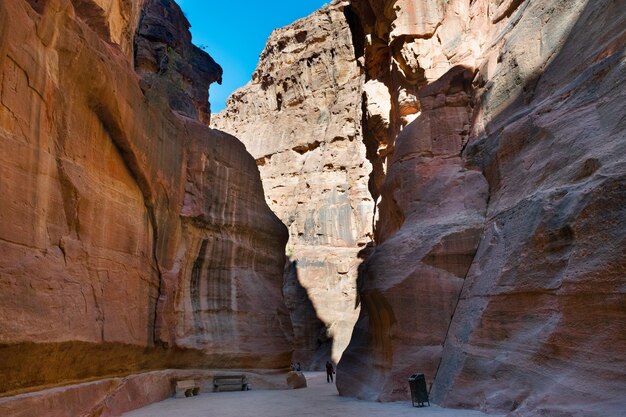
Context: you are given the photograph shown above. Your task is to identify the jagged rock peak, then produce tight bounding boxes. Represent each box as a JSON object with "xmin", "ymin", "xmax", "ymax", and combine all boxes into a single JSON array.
[{"xmin": 135, "ymin": 0, "xmax": 223, "ymax": 124}]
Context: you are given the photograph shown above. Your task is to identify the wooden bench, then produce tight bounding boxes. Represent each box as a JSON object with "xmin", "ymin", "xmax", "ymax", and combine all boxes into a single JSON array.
[
  {"xmin": 213, "ymin": 375, "xmax": 249, "ymax": 392},
  {"xmin": 175, "ymin": 379, "xmax": 200, "ymax": 398}
]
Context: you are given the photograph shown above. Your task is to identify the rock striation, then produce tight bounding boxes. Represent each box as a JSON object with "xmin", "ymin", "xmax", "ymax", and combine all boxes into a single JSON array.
[
  {"xmin": 2, "ymin": 0, "xmax": 625, "ymax": 416},
  {"xmin": 213, "ymin": 0, "xmax": 373, "ymax": 368},
  {"xmin": 337, "ymin": 0, "xmax": 626, "ymax": 416},
  {"xmin": 0, "ymin": 0, "xmax": 291, "ymax": 402}
]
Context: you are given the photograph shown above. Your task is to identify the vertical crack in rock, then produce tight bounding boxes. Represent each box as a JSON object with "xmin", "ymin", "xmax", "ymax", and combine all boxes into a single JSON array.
[
  {"xmin": 190, "ymin": 239, "xmax": 208, "ymax": 334},
  {"xmin": 342, "ymin": 5, "xmax": 365, "ymax": 61},
  {"xmin": 71, "ymin": 0, "xmax": 112, "ymax": 42},
  {"xmin": 90, "ymin": 100, "xmax": 164, "ymax": 345},
  {"xmin": 338, "ymin": 62, "xmax": 489, "ymax": 401}
]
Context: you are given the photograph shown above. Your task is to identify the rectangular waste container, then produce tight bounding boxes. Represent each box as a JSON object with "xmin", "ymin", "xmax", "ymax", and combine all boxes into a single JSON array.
[{"xmin": 408, "ymin": 373, "xmax": 429, "ymax": 407}]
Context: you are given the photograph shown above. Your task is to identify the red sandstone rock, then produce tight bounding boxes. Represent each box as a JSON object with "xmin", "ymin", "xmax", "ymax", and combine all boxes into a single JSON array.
[
  {"xmin": 338, "ymin": 0, "xmax": 626, "ymax": 416},
  {"xmin": 135, "ymin": 0, "xmax": 222, "ymax": 124},
  {"xmin": 2, "ymin": 0, "xmax": 625, "ymax": 416},
  {"xmin": 338, "ymin": 65, "xmax": 488, "ymax": 402},
  {"xmin": 0, "ymin": 0, "xmax": 291, "ymax": 402},
  {"xmin": 433, "ymin": 2, "xmax": 626, "ymax": 416}
]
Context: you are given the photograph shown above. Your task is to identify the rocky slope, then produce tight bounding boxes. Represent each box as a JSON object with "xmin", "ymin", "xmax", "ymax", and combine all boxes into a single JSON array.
[
  {"xmin": 337, "ymin": 0, "xmax": 626, "ymax": 416},
  {"xmin": 0, "ymin": 0, "xmax": 291, "ymax": 401},
  {"xmin": 213, "ymin": 0, "xmax": 372, "ymax": 368}
]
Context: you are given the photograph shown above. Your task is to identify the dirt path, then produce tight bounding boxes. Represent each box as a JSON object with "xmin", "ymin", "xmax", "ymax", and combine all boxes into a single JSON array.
[{"xmin": 123, "ymin": 372, "xmax": 502, "ymax": 417}]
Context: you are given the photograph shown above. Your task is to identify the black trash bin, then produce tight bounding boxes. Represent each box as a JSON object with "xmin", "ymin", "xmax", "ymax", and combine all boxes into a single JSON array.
[{"xmin": 408, "ymin": 373, "xmax": 430, "ymax": 407}]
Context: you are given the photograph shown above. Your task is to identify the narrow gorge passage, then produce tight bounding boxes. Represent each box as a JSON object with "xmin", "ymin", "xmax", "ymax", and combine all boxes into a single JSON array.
[
  {"xmin": 213, "ymin": 2, "xmax": 375, "ymax": 369},
  {"xmin": 1, "ymin": 0, "xmax": 624, "ymax": 416}
]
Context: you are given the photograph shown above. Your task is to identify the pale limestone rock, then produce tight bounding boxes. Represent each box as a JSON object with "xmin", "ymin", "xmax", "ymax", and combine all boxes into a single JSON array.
[
  {"xmin": 388, "ymin": 0, "xmax": 442, "ymax": 41},
  {"xmin": 213, "ymin": 0, "xmax": 372, "ymax": 368},
  {"xmin": 363, "ymin": 79, "xmax": 392, "ymax": 142}
]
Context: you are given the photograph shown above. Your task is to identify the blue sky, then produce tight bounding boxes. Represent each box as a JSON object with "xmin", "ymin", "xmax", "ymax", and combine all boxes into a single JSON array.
[{"xmin": 177, "ymin": 0, "xmax": 329, "ymax": 113}]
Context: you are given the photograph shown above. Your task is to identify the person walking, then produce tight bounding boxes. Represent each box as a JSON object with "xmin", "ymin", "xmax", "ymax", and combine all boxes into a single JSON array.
[{"xmin": 325, "ymin": 361, "xmax": 335, "ymax": 383}]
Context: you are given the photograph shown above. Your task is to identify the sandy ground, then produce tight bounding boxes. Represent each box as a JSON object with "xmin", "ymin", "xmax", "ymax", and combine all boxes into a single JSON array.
[{"xmin": 123, "ymin": 372, "xmax": 502, "ymax": 417}]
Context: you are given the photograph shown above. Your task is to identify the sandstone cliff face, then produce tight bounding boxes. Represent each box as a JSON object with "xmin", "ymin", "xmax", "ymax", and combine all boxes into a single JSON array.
[
  {"xmin": 213, "ymin": 0, "xmax": 372, "ymax": 368},
  {"xmin": 337, "ymin": 0, "xmax": 626, "ymax": 416},
  {"xmin": 0, "ymin": 0, "xmax": 291, "ymax": 398}
]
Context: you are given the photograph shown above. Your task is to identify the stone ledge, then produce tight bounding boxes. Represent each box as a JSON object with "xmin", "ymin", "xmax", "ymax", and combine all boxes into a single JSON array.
[{"xmin": 0, "ymin": 369, "xmax": 289, "ymax": 417}]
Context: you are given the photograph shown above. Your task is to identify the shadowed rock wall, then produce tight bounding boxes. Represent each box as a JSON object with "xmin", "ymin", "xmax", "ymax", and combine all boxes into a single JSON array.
[
  {"xmin": 337, "ymin": 0, "xmax": 626, "ymax": 416},
  {"xmin": 213, "ymin": 0, "xmax": 372, "ymax": 368},
  {"xmin": 0, "ymin": 0, "xmax": 291, "ymax": 399}
]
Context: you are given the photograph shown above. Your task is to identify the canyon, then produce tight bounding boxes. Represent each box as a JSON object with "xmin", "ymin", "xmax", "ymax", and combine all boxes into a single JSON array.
[
  {"xmin": 0, "ymin": 0, "xmax": 624, "ymax": 416},
  {"xmin": 213, "ymin": 1, "xmax": 371, "ymax": 368}
]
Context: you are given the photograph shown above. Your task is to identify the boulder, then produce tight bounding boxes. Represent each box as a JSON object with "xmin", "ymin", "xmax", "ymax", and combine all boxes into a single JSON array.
[{"xmin": 286, "ymin": 371, "xmax": 308, "ymax": 389}]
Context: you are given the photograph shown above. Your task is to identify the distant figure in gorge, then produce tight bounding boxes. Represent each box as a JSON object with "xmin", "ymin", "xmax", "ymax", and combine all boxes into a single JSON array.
[
  {"xmin": 296, "ymin": 362, "xmax": 302, "ymax": 371},
  {"xmin": 325, "ymin": 361, "xmax": 335, "ymax": 383}
]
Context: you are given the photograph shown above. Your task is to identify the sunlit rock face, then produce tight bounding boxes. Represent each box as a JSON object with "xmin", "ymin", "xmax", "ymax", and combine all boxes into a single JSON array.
[
  {"xmin": 0, "ymin": 0, "xmax": 291, "ymax": 401},
  {"xmin": 338, "ymin": 0, "xmax": 626, "ymax": 415},
  {"xmin": 213, "ymin": 0, "xmax": 373, "ymax": 368}
]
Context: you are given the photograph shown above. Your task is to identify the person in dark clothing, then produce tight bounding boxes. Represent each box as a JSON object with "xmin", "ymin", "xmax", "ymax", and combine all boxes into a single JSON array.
[{"xmin": 325, "ymin": 361, "xmax": 335, "ymax": 383}]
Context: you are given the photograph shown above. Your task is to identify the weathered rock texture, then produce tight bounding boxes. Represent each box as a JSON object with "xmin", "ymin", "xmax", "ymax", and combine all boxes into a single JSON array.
[
  {"xmin": 213, "ymin": 0, "xmax": 373, "ymax": 368},
  {"xmin": 0, "ymin": 0, "xmax": 291, "ymax": 402},
  {"xmin": 337, "ymin": 0, "xmax": 626, "ymax": 416},
  {"xmin": 135, "ymin": 0, "xmax": 222, "ymax": 124}
]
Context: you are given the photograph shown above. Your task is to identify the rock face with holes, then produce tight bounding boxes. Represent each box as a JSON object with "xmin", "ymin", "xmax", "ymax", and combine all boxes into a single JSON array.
[
  {"xmin": 0, "ymin": 0, "xmax": 291, "ymax": 402},
  {"xmin": 213, "ymin": 0, "xmax": 373, "ymax": 368},
  {"xmin": 337, "ymin": 0, "xmax": 626, "ymax": 416}
]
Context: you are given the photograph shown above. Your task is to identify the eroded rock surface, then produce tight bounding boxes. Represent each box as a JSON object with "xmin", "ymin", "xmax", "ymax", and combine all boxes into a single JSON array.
[
  {"xmin": 337, "ymin": 0, "xmax": 626, "ymax": 416},
  {"xmin": 0, "ymin": 0, "xmax": 290, "ymax": 399},
  {"xmin": 135, "ymin": 0, "xmax": 222, "ymax": 124},
  {"xmin": 434, "ymin": 2, "xmax": 626, "ymax": 416},
  {"xmin": 339, "ymin": 65, "xmax": 489, "ymax": 402},
  {"xmin": 213, "ymin": 0, "xmax": 373, "ymax": 368}
]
